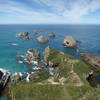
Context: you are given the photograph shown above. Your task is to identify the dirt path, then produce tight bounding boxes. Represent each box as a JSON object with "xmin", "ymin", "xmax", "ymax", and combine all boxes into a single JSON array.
[{"xmin": 61, "ymin": 86, "xmax": 72, "ymax": 100}]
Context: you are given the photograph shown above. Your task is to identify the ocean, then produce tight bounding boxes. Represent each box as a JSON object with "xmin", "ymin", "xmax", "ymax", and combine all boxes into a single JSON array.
[{"xmin": 0, "ymin": 24, "xmax": 100, "ymax": 74}]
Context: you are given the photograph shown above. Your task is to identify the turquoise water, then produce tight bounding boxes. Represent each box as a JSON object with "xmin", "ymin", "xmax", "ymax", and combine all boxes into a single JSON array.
[
  {"xmin": 0, "ymin": 24, "xmax": 100, "ymax": 73},
  {"xmin": 0, "ymin": 96, "xmax": 7, "ymax": 100}
]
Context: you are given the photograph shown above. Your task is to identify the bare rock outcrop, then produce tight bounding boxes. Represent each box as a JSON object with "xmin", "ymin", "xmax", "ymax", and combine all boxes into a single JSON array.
[
  {"xmin": 63, "ymin": 36, "xmax": 76, "ymax": 48},
  {"xmin": 37, "ymin": 36, "xmax": 49, "ymax": 43},
  {"xmin": 44, "ymin": 46, "xmax": 51, "ymax": 62},
  {"xmin": 12, "ymin": 72, "xmax": 22, "ymax": 83},
  {"xmin": 24, "ymin": 48, "xmax": 40, "ymax": 65},
  {"xmin": 80, "ymin": 53, "xmax": 100, "ymax": 72},
  {"xmin": 0, "ymin": 69, "xmax": 10, "ymax": 91},
  {"xmin": 23, "ymin": 32, "xmax": 29, "ymax": 37},
  {"xmin": 24, "ymin": 36, "xmax": 29, "ymax": 40},
  {"xmin": 17, "ymin": 32, "xmax": 29, "ymax": 40}
]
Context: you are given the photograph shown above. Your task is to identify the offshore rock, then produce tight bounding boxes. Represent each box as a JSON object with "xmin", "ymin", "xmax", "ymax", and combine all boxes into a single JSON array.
[
  {"xmin": 34, "ymin": 29, "xmax": 38, "ymax": 35},
  {"xmin": 63, "ymin": 36, "xmax": 76, "ymax": 48},
  {"xmin": 37, "ymin": 36, "xmax": 49, "ymax": 43},
  {"xmin": 25, "ymin": 48, "xmax": 40, "ymax": 65},
  {"xmin": 17, "ymin": 32, "xmax": 23, "ymax": 37},
  {"xmin": 24, "ymin": 36, "xmax": 29, "ymax": 40},
  {"xmin": 49, "ymin": 32, "xmax": 55, "ymax": 37},
  {"xmin": 23, "ymin": 32, "xmax": 29, "ymax": 36}
]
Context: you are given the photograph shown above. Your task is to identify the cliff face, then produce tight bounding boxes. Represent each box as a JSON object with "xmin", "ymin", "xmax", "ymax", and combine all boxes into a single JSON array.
[
  {"xmin": 80, "ymin": 52, "xmax": 100, "ymax": 72},
  {"xmin": 10, "ymin": 47, "xmax": 100, "ymax": 100},
  {"xmin": 0, "ymin": 69, "xmax": 10, "ymax": 92}
]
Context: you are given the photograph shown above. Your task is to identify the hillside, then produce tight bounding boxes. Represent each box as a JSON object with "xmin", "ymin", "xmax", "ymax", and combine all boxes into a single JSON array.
[{"xmin": 10, "ymin": 47, "xmax": 100, "ymax": 100}]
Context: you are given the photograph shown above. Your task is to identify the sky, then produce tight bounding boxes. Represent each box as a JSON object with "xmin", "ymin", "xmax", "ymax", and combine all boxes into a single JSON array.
[{"xmin": 0, "ymin": 0, "xmax": 100, "ymax": 24}]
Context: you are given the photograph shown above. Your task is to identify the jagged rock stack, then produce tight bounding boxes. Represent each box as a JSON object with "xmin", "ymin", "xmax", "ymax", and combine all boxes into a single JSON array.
[
  {"xmin": 44, "ymin": 46, "xmax": 51, "ymax": 62},
  {"xmin": 44, "ymin": 46, "xmax": 59, "ymax": 68},
  {"xmin": 37, "ymin": 36, "xmax": 49, "ymax": 43},
  {"xmin": 24, "ymin": 48, "xmax": 40, "ymax": 65},
  {"xmin": 49, "ymin": 32, "xmax": 55, "ymax": 37},
  {"xmin": 63, "ymin": 36, "xmax": 76, "ymax": 48},
  {"xmin": 23, "ymin": 32, "xmax": 29, "ymax": 40},
  {"xmin": 17, "ymin": 32, "xmax": 29, "ymax": 40},
  {"xmin": 34, "ymin": 29, "xmax": 38, "ymax": 35}
]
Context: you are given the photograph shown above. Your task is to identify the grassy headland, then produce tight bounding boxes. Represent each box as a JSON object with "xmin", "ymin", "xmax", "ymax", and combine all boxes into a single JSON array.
[{"xmin": 10, "ymin": 47, "xmax": 100, "ymax": 100}]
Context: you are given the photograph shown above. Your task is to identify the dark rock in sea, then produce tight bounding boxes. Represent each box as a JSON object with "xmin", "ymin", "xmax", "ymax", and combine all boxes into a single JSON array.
[
  {"xmin": 23, "ymin": 32, "xmax": 29, "ymax": 37},
  {"xmin": 37, "ymin": 36, "xmax": 49, "ymax": 43},
  {"xmin": 0, "ymin": 69, "xmax": 10, "ymax": 91},
  {"xmin": 24, "ymin": 36, "xmax": 29, "ymax": 40},
  {"xmin": 49, "ymin": 32, "xmax": 55, "ymax": 37},
  {"xmin": 16, "ymin": 32, "xmax": 23, "ymax": 37},
  {"xmin": 17, "ymin": 32, "xmax": 30, "ymax": 41},
  {"xmin": 79, "ymin": 52, "xmax": 100, "ymax": 72},
  {"xmin": 24, "ymin": 48, "xmax": 40, "ymax": 65},
  {"xmin": 63, "ymin": 36, "xmax": 77, "ymax": 48},
  {"xmin": 34, "ymin": 29, "xmax": 38, "ymax": 35}
]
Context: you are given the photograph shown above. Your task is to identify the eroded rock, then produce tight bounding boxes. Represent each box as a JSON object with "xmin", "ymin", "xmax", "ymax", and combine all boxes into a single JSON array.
[
  {"xmin": 37, "ymin": 36, "xmax": 49, "ymax": 43},
  {"xmin": 63, "ymin": 36, "xmax": 76, "ymax": 48},
  {"xmin": 12, "ymin": 72, "xmax": 22, "ymax": 83},
  {"xmin": 0, "ymin": 69, "xmax": 10, "ymax": 90},
  {"xmin": 23, "ymin": 32, "xmax": 29, "ymax": 37},
  {"xmin": 80, "ymin": 53, "xmax": 100, "ymax": 72},
  {"xmin": 24, "ymin": 48, "xmax": 40, "ymax": 65}
]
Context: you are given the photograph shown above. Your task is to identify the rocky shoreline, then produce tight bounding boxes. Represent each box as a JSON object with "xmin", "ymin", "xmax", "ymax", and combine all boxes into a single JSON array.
[{"xmin": 1, "ymin": 29, "xmax": 100, "ymax": 100}]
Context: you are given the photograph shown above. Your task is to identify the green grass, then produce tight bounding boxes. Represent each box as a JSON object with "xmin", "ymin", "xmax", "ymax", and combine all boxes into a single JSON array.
[
  {"xmin": 73, "ymin": 61, "xmax": 91, "ymax": 84},
  {"xmin": 66, "ymin": 60, "xmax": 99, "ymax": 100},
  {"xmin": 11, "ymin": 83, "xmax": 65, "ymax": 100},
  {"xmin": 66, "ymin": 85, "xmax": 94, "ymax": 100},
  {"xmin": 46, "ymin": 49, "xmax": 99, "ymax": 100},
  {"xmin": 11, "ymin": 48, "xmax": 100, "ymax": 100},
  {"xmin": 31, "ymin": 70, "xmax": 50, "ymax": 83},
  {"xmin": 47, "ymin": 49, "xmax": 75, "ymax": 64}
]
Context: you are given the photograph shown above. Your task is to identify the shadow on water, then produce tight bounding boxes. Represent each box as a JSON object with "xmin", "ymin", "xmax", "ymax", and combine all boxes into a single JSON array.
[{"xmin": 0, "ymin": 86, "xmax": 12, "ymax": 100}]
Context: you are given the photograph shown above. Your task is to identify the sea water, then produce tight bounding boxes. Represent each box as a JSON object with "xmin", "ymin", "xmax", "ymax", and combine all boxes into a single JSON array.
[{"xmin": 0, "ymin": 24, "xmax": 100, "ymax": 73}]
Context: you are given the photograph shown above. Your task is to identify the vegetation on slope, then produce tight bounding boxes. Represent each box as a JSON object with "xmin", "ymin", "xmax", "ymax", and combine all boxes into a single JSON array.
[
  {"xmin": 11, "ymin": 83, "xmax": 66, "ymax": 100},
  {"xmin": 10, "ymin": 47, "xmax": 100, "ymax": 100}
]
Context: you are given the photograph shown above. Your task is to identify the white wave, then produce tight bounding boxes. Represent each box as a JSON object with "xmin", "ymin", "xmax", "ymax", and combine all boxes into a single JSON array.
[
  {"xmin": 11, "ymin": 43, "xmax": 18, "ymax": 46},
  {"xmin": 17, "ymin": 60, "xmax": 23, "ymax": 64}
]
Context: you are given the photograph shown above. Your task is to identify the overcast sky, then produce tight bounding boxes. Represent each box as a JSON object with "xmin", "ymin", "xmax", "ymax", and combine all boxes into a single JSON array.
[{"xmin": 0, "ymin": 0, "xmax": 100, "ymax": 24}]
